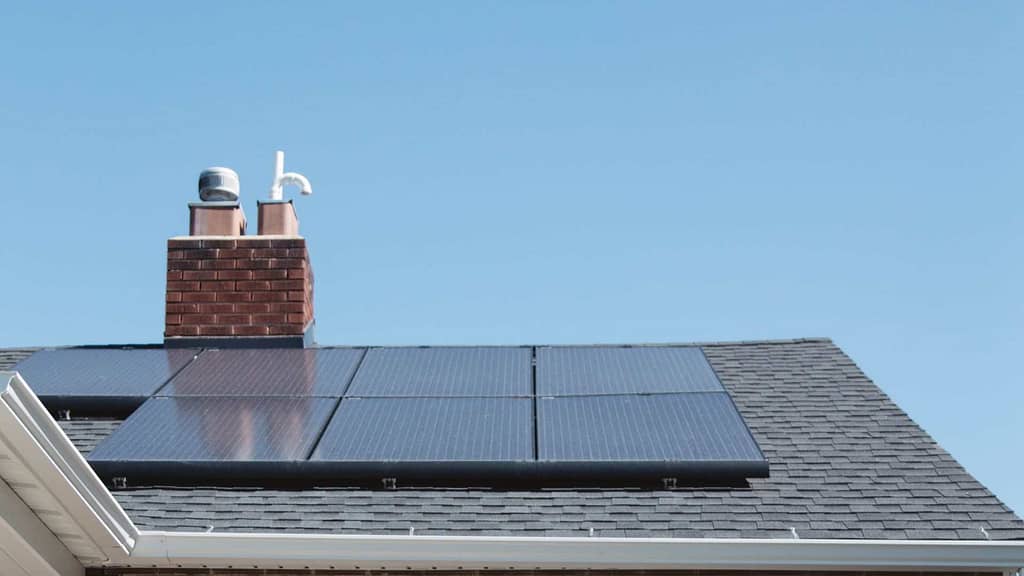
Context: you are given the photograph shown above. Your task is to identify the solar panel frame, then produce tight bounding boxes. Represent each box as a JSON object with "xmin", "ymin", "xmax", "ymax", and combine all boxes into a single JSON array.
[
  {"xmin": 344, "ymin": 347, "xmax": 532, "ymax": 398},
  {"xmin": 157, "ymin": 348, "xmax": 366, "ymax": 397},
  {"xmin": 536, "ymin": 392, "xmax": 767, "ymax": 480},
  {"xmin": 312, "ymin": 397, "xmax": 534, "ymax": 461},
  {"xmin": 536, "ymin": 346, "xmax": 726, "ymax": 396},
  {"xmin": 11, "ymin": 348, "xmax": 199, "ymax": 414}
]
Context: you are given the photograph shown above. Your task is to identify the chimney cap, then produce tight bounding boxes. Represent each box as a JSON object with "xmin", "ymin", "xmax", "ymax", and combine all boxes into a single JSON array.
[{"xmin": 199, "ymin": 167, "xmax": 240, "ymax": 202}]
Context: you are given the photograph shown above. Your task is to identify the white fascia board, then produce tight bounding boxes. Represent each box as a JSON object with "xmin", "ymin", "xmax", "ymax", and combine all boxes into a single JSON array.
[
  {"xmin": 0, "ymin": 477, "xmax": 83, "ymax": 576},
  {"xmin": 0, "ymin": 372, "xmax": 135, "ymax": 563},
  {"xmin": 130, "ymin": 531, "xmax": 1024, "ymax": 572}
]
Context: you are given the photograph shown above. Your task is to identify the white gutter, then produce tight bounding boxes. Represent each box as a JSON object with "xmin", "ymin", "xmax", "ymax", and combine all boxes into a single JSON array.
[
  {"xmin": 2, "ymin": 370, "xmax": 1024, "ymax": 573},
  {"xmin": 128, "ymin": 531, "xmax": 1024, "ymax": 572}
]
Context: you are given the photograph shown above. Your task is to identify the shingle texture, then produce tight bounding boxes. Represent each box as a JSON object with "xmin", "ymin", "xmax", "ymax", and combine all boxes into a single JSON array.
[
  {"xmin": 5, "ymin": 339, "xmax": 1023, "ymax": 540},
  {"xmin": 58, "ymin": 419, "xmax": 124, "ymax": 456}
]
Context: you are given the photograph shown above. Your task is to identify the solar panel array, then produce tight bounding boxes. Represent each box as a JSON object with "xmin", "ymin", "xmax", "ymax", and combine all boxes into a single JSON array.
[
  {"xmin": 10, "ymin": 348, "xmax": 198, "ymax": 413},
  {"xmin": 14, "ymin": 345, "xmax": 767, "ymax": 486}
]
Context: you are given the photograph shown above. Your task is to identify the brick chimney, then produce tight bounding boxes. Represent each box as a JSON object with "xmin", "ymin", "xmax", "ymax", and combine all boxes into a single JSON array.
[{"xmin": 164, "ymin": 161, "xmax": 314, "ymax": 348}]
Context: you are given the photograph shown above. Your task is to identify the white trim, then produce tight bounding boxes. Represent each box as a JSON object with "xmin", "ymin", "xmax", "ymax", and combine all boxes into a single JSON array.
[
  {"xmin": 0, "ymin": 372, "xmax": 135, "ymax": 563},
  {"xmin": 127, "ymin": 531, "xmax": 1024, "ymax": 572},
  {"xmin": 0, "ymin": 477, "xmax": 82, "ymax": 576},
  {"xmin": 2, "ymin": 369, "xmax": 1024, "ymax": 573}
]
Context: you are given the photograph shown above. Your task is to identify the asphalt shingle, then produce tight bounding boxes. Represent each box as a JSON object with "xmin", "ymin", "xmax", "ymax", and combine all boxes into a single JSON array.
[
  {"xmin": 4, "ymin": 339, "xmax": 1022, "ymax": 540},
  {"xmin": 33, "ymin": 338, "xmax": 1016, "ymax": 540}
]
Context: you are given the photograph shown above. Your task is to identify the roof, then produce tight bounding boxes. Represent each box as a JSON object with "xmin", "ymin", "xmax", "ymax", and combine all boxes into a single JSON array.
[{"xmin": 3, "ymin": 338, "xmax": 1022, "ymax": 541}]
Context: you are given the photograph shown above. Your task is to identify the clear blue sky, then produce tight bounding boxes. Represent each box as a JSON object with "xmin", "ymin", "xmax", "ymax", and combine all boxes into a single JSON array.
[{"xmin": 1, "ymin": 3, "xmax": 1021, "ymax": 513}]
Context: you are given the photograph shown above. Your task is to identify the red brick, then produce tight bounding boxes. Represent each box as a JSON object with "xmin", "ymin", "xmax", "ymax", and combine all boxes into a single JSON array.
[
  {"xmin": 287, "ymin": 291, "xmax": 306, "ymax": 302},
  {"xmin": 201, "ymin": 239, "xmax": 237, "ymax": 249},
  {"xmin": 181, "ymin": 313, "xmax": 217, "ymax": 325},
  {"xmin": 286, "ymin": 313, "xmax": 306, "ymax": 324},
  {"xmin": 253, "ymin": 248, "xmax": 289, "ymax": 258},
  {"xmin": 268, "ymin": 324, "xmax": 303, "ymax": 335},
  {"xmin": 285, "ymin": 248, "xmax": 307, "ymax": 258},
  {"xmin": 269, "ymin": 238, "xmax": 305, "ymax": 248},
  {"xmin": 168, "ymin": 259, "xmax": 202, "ymax": 271},
  {"xmin": 167, "ymin": 303, "xmax": 199, "ymax": 314},
  {"xmin": 287, "ymin": 268, "xmax": 307, "ymax": 279},
  {"xmin": 217, "ymin": 291, "xmax": 252, "ymax": 303},
  {"xmin": 268, "ymin": 302, "xmax": 305, "ymax": 313},
  {"xmin": 271, "ymin": 279, "xmax": 305, "ymax": 291},
  {"xmin": 183, "ymin": 248, "xmax": 218, "ymax": 259},
  {"xmin": 167, "ymin": 281, "xmax": 199, "ymax": 291},
  {"xmin": 200, "ymin": 281, "xmax": 235, "ymax": 291},
  {"xmin": 201, "ymin": 259, "xmax": 237, "ymax": 270},
  {"xmin": 165, "ymin": 325, "xmax": 199, "ymax": 336},
  {"xmin": 252, "ymin": 269, "xmax": 288, "ymax": 280},
  {"xmin": 252, "ymin": 313, "xmax": 287, "ymax": 324},
  {"xmin": 168, "ymin": 238, "xmax": 202, "ymax": 249},
  {"xmin": 273, "ymin": 258, "xmax": 305, "ymax": 269},
  {"xmin": 216, "ymin": 314, "xmax": 251, "ymax": 325},
  {"xmin": 251, "ymin": 291, "xmax": 287, "ymax": 302},
  {"xmin": 165, "ymin": 314, "xmax": 181, "ymax": 326},
  {"xmin": 181, "ymin": 291, "xmax": 218, "ymax": 303},
  {"xmin": 183, "ymin": 270, "xmax": 217, "ymax": 281},
  {"xmin": 234, "ymin": 258, "xmax": 273, "ymax": 270},
  {"xmin": 217, "ymin": 248, "xmax": 254, "ymax": 259},
  {"xmin": 232, "ymin": 325, "xmax": 270, "ymax": 336},
  {"xmin": 234, "ymin": 303, "xmax": 270, "ymax": 314},
  {"xmin": 167, "ymin": 271, "xmax": 183, "ymax": 281},
  {"xmin": 236, "ymin": 280, "xmax": 271, "ymax": 291},
  {"xmin": 197, "ymin": 303, "xmax": 235, "ymax": 314},
  {"xmin": 167, "ymin": 250, "xmax": 187, "ymax": 260},
  {"xmin": 217, "ymin": 269, "xmax": 253, "ymax": 281},
  {"xmin": 198, "ymin": 325, "xmax": 233, "ymax": 336}
]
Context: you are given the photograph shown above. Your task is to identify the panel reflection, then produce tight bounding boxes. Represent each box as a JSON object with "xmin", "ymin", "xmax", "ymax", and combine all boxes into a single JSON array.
[{"xmin": 89, "ymin": 396, "xmax": 335, "ymax": 461}]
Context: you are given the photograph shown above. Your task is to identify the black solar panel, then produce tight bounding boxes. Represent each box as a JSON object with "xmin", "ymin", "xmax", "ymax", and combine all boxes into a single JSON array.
[
  {"xmin": 536, "ymin": 346, "xmax": 724, "ymax": 395},
  {"xmin": 59, "ymin": 344, "xmax": 768, "ymax": 487},
  {"xmin": 158, "ymin": 348, "xmax": 365, "ymax": 397},
  {"xmin": 345, "ymin": 347, "xmax": 531, "ymax": 397},
  {"xmin": 12, "ymin": 348, "xmax": 198, "ymax": 413},
  {"xmin": 312, "ymin": 397, "xmax": 533, "ymax": 461},
  {"xmin": 537, "ymin": 392, "xmax": 764, "ymax": 463},
  {"xmin": 88, "ymin": 396, "xmax": 335, "ymax": 462}
]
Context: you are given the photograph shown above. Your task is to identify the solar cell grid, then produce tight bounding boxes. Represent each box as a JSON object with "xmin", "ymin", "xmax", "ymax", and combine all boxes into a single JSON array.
[
  {"xmin": 12, "ymin": 348, "xmax": 198, "ymax": 412},
  {"xmin": 312, "ymin": 397, "xmax": 534, "ymax": 461},
  {"xmin": 536, "ymin": 346, "xmax": 725, "ymax": 396},
  {"xmin": 345, "ymin": 347, "xmax": 531, "ymax": 397},
  {"xmin": 537, "ymin": 392, "xmax": 764, "ymax": 462},
  {"xmin": 88, "ymin": 396, "xmax": 335, "ymax": 462},
  {"xmin": 158, "ymin": 348, "xmax": 365, "ymax": 397}
]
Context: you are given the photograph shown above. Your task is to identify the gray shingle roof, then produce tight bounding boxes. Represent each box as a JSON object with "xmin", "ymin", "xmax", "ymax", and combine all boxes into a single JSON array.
[{"xmin": 4, "ymin": 339, "xmax": 1022, "ymax": 540}]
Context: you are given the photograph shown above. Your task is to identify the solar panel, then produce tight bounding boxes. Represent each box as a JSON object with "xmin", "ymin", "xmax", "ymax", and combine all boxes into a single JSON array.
[
  {"xmin": 537, "ymin": 392, "xmax": 764, "ymax": 465},
  {"xmin": 11, "ymin": 348, "xmax": 198, "ymax": 413},
  {"xmin": 345, "ymin": 347, "xmax": 531, "ymax": 397},
  {"xmin": 536, "ymin": 346, "xmax": 725, "ymax": 395},
  {"xmin": 312, "ymin": 397, "xmax": 533, "ymax": 461},
  {"xmin": 88, "ymin": 396, "xmax": 335, "ymax": 464},
  {"xmin": 158, "ymin": 348, "xmax": 365, "ymax": 397}
]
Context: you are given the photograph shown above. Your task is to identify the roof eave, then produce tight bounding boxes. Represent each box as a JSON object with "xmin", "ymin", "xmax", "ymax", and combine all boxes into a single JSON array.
[
  {"xmin": 0, "ymin": 372, "xmax": 135, "ymax": 566},
  {"xmin": 126, "ymin": 531, "xmax": 1024, "ymax": 572}
]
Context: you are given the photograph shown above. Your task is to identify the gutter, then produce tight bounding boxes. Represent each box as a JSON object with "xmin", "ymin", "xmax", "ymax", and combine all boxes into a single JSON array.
[
  {"xmin": 2, "ymin": 370, "xmax": 1024, "ymax": 573},
  {"xmin": 129, "ymin": 531, "xmax": 1024, "ymax": 572}
]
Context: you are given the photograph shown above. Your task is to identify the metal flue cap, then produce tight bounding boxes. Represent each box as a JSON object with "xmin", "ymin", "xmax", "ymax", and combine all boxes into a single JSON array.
[{"xmin": 198, "ymin": 167, "xmax": 240, "ymax": 202}]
